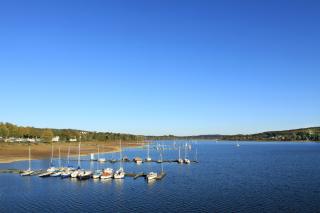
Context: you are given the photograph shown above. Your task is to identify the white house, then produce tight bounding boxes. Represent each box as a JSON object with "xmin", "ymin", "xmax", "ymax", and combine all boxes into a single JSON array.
[
  {"xmin": 69, "ymin": 138, "xmax": 77, "ymax": 142},
  {"xmin": 52, "ymin": 136, "xmax": 60, "ymax": 142},
  {"xmin": 27, "ymin": 138, "xmax": 36, "ymax": 143}
]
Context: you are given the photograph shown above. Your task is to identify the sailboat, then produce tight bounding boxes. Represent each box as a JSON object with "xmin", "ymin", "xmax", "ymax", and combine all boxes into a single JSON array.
[
  {"xmin": 145, "ymin": 142, "xmax": 152, "ymax": 162},
  {"xmin": 236, "ymin": 142, "xmax": 240, "ymax": 147},
  {"xmin": 113, "ymin": 140, "xmax": 125, "ymax": 179},
  {"xmin": 157, "ymin": 150, "xmax": 163, "ymax": 163},
  {"xmin": 177, "ymin": 146, "xmax": 183, "ymax": 164},
  {"xmin": 195, "ymin": 147, "xmax": 198, "ymax": 162},
  {"xmin": 93, "ymin": 169, "xmax": 102, "ymax": 179},
  {"xmin": 146, "ymin": 172, "xmax": 157, "ymax": 181},
  {"xmin": 71, "ymin": 141, "xmax": 82, "ymax": 178},
  {"xmin": 101, "ymin": 168, "xmax": 113, "ymax": 179},
  {"xmin": 61, "ymin": 145, "xmax": 74, "ymax": 178},
  {"xmin": 98, "ymin": 145, "xmax": 106, "ymax": 163},
  {"xmin": 51, "ymin": 145, "xmax": 62, "ymax": 177},
  {"xmin": 77, "ymin": 170, "xmax": 93, "ymax": 180},
  {"xmin": 184, "ymin": 143, "xmax": 191, "ymax": 164},
  {"xmin": 21, "ymin": 145, "xmax": 34, "ymax": 176},
  {"xmin": 47, "ymin": 143, "xmax": 56, "ymax": 173},
  {"xmin": 110, "ymin": 154, "xmax": 116, "ymax": 163},
  {"xmin": 39, "ymin": 144, "xmax": 55, "ymax": 177}
]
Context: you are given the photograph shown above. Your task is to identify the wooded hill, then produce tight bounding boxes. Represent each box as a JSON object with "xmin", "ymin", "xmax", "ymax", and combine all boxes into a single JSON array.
[
  {"xmin": 146, "ymin": 127, "xmax": 320, "ymax": 141},
  {"xmin": 0, "ymin": 122, "xmax": 143, "ymax": 142}
]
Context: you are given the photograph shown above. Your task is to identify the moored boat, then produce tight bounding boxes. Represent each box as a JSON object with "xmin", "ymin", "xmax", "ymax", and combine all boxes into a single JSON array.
[
  {"xmin": 113, "ymin": 167, "xmax": 125, "ymax": 179},
  {"xmin": 61, "ymin": 171, "xmax": 72, "ymax": 179},
  {"xmin": 71, "ymin": 170, "xmax": 80, "ymax": 178},
  {"xmin": 145, "ymin": 143, "xmax": 152, "ymax": 162},
  {"xmin": 38, "ymin": 172, "xmax": 52, "ymax": 177},
  {"xmin": 114, "ymin": 140, "xmax": 125, "ymax": 179},
  {"xmin": 146, "ymin": 172, "xmax": 157, "ymax": 181},
  {"xmin": 184, "ymin": 159, "xmax": 191, "ymax": 164},
  {"xmin": 98, "ymin": 158, "xmax": 106, "ymax": 163},
  {"xmin": 134, "ymin": 157, "xmax": 143, "ymax": 164},
  {"xmin": 50, "ymin": 171, "xmax": 62, "ymax": 177},
  {"xmin": 21, "ymin": 145, "xmax": 34, "ymax": 176},
  {"xmin": 178, "ymin": 146, "xmax": 183, "ymax": 164},
  {"xmin": 93, "ymin": 170, "xmax": 102, "ymax": 179},
  {"xmin": 100, "ymin": 168, "xmax": 113, "ymax": 179},
  {"xmin": 21, "ymin": 170, "xmax": 34, "ymax": 176},
  {"xmin": 77, "ymin": 171, "xmax": 93, "ymax": 180}
]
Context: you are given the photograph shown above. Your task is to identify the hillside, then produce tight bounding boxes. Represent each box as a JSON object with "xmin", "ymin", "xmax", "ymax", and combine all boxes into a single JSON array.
[{"xmin": 147, "ymin": 127, "xmax": 320, "ymax": 141}]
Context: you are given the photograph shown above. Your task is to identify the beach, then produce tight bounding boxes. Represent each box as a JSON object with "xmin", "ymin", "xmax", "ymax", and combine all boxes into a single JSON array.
[{"xmin": 0, "ymin": 141, "xmax": 144, "ymax": 163}]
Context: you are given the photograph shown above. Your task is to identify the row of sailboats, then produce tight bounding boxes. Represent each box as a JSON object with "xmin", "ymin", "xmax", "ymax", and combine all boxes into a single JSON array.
[{"xmin": 21, "ymin": 140, "xmax": 195, "ymax": 180}]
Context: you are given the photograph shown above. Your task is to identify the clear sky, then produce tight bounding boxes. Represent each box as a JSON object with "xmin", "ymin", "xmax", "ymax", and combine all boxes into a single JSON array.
[{"xmin": 0, "ymin": 0, "xmax": 319, "ymax": 136}]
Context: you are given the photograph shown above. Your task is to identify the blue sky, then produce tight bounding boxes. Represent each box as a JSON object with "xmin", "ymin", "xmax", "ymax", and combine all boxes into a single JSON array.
[{"xmin": 0, "ymin": 0, "xmax": 319, "ymax": 135}]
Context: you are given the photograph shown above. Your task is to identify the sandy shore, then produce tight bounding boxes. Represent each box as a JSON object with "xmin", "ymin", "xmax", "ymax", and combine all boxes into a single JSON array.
[{"xmin": 0, "ymin": 141, "xmax": 145, "ymax": 163}]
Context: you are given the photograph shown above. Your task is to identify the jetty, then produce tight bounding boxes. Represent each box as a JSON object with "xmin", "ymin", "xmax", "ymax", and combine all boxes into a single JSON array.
[
  {"xmin": 0, "ymin": 169, "xmax": 167, "ymax": 181},
  {"xmin": 71, "ymin": 158, "xmax": 198, "ymax": 164}
]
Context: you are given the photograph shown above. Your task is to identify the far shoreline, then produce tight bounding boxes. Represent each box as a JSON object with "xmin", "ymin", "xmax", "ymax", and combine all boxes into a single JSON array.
[{"xmin": 0, "ymin": 141, "xmax": 145, "ymax": 164}]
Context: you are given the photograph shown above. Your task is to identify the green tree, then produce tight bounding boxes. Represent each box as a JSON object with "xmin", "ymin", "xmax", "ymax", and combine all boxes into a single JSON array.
[
  {"xmin": 41, "ymin": 129, "xmax": 54, "ymax": 142},
  {"xmin": 0, "ymin": 126, "xmax": 9, "ymax": 138}
]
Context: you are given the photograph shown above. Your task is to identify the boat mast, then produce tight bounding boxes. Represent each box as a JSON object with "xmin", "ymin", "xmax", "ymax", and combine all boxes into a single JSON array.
[
  {"xmin": 78, "ymin": 137, "xmax": 81, "ymax": 169},
  {"xmin": 67, "ymin": 144, "xmax": 70, "ymax": 166},
  {"xmin": 178, "ymin": 146, "xmax": 181, "ymax": 159},
  {"xmin": 195, "ymin": 147, "xmax": 198, "ymax": 161},
  {"xmin": 147, "ymin": 142, "xmax": 150, "ymax": 159},
  {"xmin": 98, "ymin": 145, "xmax": 100, "ymax": 159},
  {"xmin": 160, "ymin": 151, "xmax": 163, "ymax": 173},
  {"xmin": 185, "ymin": 143, "xmax": 187, "ymax": 159},
  {"xmin": 28, "ymin": 145, "xmax": 31, "ymax": 171},
  {"xmin": 119, "ymin": 139, "xmax": 122, "ymax": 169},
  {"xmin": 50, "ymin": 143, "xmax": 54, "ymax": 166},
  {"xmin": 58, "ymin": 145, "xmax": 61, "ymax": 168}
]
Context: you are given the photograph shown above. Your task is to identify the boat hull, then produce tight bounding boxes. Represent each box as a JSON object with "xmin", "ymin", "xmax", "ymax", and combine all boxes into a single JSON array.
[
  {"xmin": 38, "ymin": 172, "xmax": 52, "ymax": 177},
  {"xmin": 77, "ymin": 174, "xmax": 92, "ymax": 180}
]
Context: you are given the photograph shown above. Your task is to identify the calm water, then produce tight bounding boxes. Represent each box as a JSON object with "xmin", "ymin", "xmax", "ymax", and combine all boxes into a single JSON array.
[{"xmin": 1, "ymin": 141, "xmax": 320, "ymax": 213}]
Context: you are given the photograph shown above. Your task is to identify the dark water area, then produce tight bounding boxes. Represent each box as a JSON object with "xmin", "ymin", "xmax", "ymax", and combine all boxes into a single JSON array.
[{"xmin": 1, "ymin": 141, "xmax": 320, "ymax": 212}]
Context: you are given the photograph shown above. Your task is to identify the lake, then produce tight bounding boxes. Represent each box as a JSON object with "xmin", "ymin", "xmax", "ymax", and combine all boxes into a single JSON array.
[{"xmin": 1, "ymin": 141, "xmax": 320, "ymax": 212}]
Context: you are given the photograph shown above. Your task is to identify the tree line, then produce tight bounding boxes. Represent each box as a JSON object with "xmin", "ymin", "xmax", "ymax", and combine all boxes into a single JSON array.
[
  {"xmin": 0, "ymin": 122, "xmax": 144, "ymax": 142},
  {"xmin": 146, "ymin": 127, "xmax": 320, "ymax": 142}
]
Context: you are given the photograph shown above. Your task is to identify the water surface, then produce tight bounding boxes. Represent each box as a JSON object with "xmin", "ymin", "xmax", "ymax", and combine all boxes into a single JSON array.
[{"xmin": 1, "ymin": 141, "xmax": 320, "ymax": 212}]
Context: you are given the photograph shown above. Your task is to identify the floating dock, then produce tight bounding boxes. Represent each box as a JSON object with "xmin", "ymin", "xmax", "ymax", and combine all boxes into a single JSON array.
[
  {"xmin": 0, "ymin": 169, "xmax": 166, "ymax": 181},
  {"xmin": 72, "ymin": 159, "xmax": 198, "ymax": 164}
]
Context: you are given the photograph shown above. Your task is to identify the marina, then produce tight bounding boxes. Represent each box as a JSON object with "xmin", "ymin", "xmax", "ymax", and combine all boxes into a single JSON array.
[{"xmin": 1, "ymin": 141, "xmax": 199, "ymax": 183}]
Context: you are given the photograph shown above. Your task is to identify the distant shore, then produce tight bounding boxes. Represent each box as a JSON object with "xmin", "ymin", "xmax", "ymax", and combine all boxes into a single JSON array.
[{"xmin": 0, "ymin": 141, "xmax": 144, "ymax": 164}]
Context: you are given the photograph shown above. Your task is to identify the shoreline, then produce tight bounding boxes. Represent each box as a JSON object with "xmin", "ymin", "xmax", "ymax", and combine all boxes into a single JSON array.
[{"xmin": 0, "ymin": 141, "xmax": 145, "ymax": 164}]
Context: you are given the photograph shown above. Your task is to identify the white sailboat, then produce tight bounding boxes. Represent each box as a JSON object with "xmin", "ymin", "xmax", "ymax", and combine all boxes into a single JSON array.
[
  {"xmin": 157, "ymin": 150, "xmax": 163, "ymax": 163},
  {"xmin": 101, "ymin": 168, "xmax": 114, "ymax": 179},
  {"xmin": 61, "ymin": 145, "xmax": 74, "ymax": 179},
  {"xmin": 98, "ymin": 145, "xmax": 106, "ymax": 163},
  {"xmin": 93, "ymin": 169, "xmax": 102, "ymax": 179},
  {"xmin": 71, "ymin": 141, "xmax": 82, "ymax": 178},
  {"xmin": 178, "ymin": 146, "xmax": 183, "ymax": 164},
  {"xmin": 21, "ymin": 145, "xmax": 34, "ymax": 176},
  {"xmin": 145, "ymin": 142, "xmax": 152, "ymax": 162},
  {"xmin": 47, "ymin": 143, "xmax": 56, "ymax": 173},
  {"xmin": 114, "ymin": 140, "xmax": 125, "ymax": 179},
  {"xmin": 146, "ymin": 172, "xmax": 157, "ymax": 181},
  {"xmin": 184, "ymin": 143, "xmax": 191, "ymax": 164},
  {"xmin": 51, "ymin": 145, "xmax": 62, "ymax": 177}
]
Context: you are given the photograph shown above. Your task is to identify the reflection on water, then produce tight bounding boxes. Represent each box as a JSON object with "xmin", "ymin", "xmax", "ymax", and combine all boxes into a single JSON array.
[
  {"xmin": 114, "ymin": 179, "xmax": 124, "ymax": 188},
  {"xmin": 147, "ymin": 179, "xmax": 156, "ymax": 187},
  {"xmin": 1, "ymin": 141, "xmax": 320, "ymax": 212}
]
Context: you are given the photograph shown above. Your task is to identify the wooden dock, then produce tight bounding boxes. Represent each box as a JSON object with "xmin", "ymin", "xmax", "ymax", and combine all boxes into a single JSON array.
[
  {"xmin": 0, "ymin": 169, "xmax": 166, "ymax": 181},
  {"xmin": 71, "ymin": 159, "xmax": 198, "ymax": 164}
]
